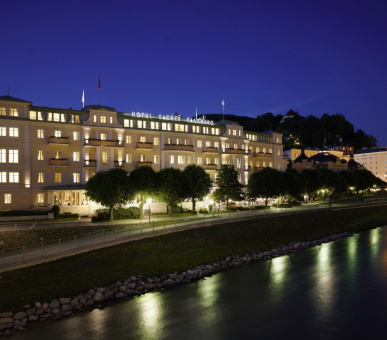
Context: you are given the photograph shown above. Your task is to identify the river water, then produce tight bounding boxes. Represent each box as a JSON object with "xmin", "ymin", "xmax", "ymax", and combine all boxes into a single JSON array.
[{"xmin": 12, "ymin": 226, "xmax": 387, "ymax": 339}]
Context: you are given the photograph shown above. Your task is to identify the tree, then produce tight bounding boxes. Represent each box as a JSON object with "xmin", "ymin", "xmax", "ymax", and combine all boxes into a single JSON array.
[
  {"xmin": 315, "ymin": 168, "xmax": 347, "ymax": 196},
  {"xmin": 247, "ymin": 167, "xmax": 285, "ymax": 206},
  {"xmin": 155, "ymin": 168, "xmax": 190, "ymax": 216},
  {"xmin": 215, "ymin": 164, "xmax": 244, "ymax": 210},
  {"xmin": 85, "ymin": 168, "xmax": 135, "ymax": 221},
  {"xmin": 284, "ymin": 168, "xmax": 303, "ymax": 201},
  {"xmin": 183, "ymin": 164, "xmax": 212, "ymax": 213},
  {"xmin": 129, "ymin": 166, "xmax": 157, "ymax": 217},
  {"xmin": 300, "ymin": 169, "xmax": 323, "ymax": 201}
]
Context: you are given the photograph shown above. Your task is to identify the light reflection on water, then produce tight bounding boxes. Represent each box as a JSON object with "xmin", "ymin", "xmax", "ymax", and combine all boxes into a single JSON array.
[{"xmin": 137, "ymin": 292, "xmax": 162, "ymax": 339}]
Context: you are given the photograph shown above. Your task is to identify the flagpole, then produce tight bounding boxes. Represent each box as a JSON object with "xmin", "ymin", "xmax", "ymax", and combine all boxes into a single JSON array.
[
  {"xmin": 222, "ymin": 97, "xmax": 225, "ymax": 120},
  {"xmin": 98, "ymin": 75, "xmax": 101, "ymax": 106}
]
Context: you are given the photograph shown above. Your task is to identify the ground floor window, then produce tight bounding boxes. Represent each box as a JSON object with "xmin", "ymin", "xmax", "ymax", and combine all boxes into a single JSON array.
[{"xmin": 4, "ymin": 193, "xmax": 11, "ymax": 204}]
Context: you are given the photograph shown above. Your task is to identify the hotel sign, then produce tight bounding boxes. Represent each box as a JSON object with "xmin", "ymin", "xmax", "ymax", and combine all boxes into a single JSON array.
[{"xmin": 131, "ymin": 112, "xmax": 214, "ymax": 125}]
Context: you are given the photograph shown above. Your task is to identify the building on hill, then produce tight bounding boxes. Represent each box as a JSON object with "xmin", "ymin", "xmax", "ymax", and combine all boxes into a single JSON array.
[
  {"xmin": 354, "ymin": 147, "xmax": 387, "ymax": 182},
  {"xmin": 0, "ymin": 95, "xmax": 284, "ymax": 215}
]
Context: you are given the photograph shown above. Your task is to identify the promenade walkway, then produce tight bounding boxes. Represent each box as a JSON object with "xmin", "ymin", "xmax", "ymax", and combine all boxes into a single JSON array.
[{"xmin": 1, "ymin": 199, "xmax": 385, "ymax": 271}]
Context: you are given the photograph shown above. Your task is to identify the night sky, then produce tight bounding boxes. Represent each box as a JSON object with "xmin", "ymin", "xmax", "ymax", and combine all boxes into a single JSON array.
[{"xmin": 2, "ymin": 0, "xmax": 387, "ymax": 145}]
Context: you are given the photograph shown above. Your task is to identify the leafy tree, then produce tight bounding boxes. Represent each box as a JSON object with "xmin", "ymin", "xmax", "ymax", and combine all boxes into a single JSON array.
[
  {"xmin": 315, "ymin": 168, "xmax": 347, "ymax": 196},
  {"xmin": 155, "ymin": 168, "xmax": 190, "ymax": 216},
  {"xmin": 284, "ymin": 168, "xmax": 303, "ymax": 200},
  {"xmin": 300, "ymin": 169, "xmax": 323, "ymax": 200},
  {"xmin": 183, "ymin": 164, "xmax": 212, "ymax": 213},
  {"xmin": 129, "ymin": 166, "xmax": 157, "ymax": 217},
  {"xmin": 215, "ymin": 164, "xmax": 244, "ymax": 210},
  {"xmin": 352, "ymin": 169, "xmax": 378, "ymax": 193},
  {"xmin": 247, "ymin": 167, "xmax": 285, "ymax": 206},
  {"xmin": 298, "ymin": 115, "xmax": 325, "ymax": 148},
  {"xmin": 85, "ymin": 168, "xmax": 135, "ymax": 221}
]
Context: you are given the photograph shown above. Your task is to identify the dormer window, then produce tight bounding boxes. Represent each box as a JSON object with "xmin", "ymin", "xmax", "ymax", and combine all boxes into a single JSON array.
[{"xmin": 9, "ymin": 108, "xmax": 18, "ymax": 116}]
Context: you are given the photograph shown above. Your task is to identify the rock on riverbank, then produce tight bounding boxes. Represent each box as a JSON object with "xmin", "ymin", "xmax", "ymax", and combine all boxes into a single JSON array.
[{"xmin": 0, "ymin": 231, "xmax": 354, "ymax": 337}]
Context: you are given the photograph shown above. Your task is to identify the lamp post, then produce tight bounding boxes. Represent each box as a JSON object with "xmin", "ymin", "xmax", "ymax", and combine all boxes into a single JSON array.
[{"xmin": 147, "ymin": 198, "xmax": 151, "ymax": 223}]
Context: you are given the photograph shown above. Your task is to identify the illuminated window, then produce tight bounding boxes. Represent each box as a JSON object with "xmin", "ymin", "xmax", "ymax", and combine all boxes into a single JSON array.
[
  {"xmin": 0, "ymin": 127, "xmax": 6, "ymax": 136},
  {"xmin": 38, "ymin": 172, "xmax": 44, "ymax": 183},
  {"xmin": 73, "ymin": 131, "xmax": 80, "ymax": 140},
  {"xmin": 93, "ymin": 115, "xmax": 97, "ymax": 123},
  {"xmin": 4, "ymin": 194, "xmax": 11, "ymax": 204},
  {"xmin": 140, "ymin": 136, "xmax": 146, "ymax": 143},
  {"xmin": 150, "ymin": 121, "xmax": 159, "ymax": 130},
  {"xmin": 9, "ymin": 172, "xmax": 19, "ymax": 183},
  {"xmin": 29, "ymin": 111, "xmax": 37, "ymax": 120},
  {"xmin": 0, "ymin": 172, "xmax": 6, "ymax": 183},
  {"xmin": 53, "ymin": 113, "xmax": 60, "ymax": 122},
  {"xmin": 37, "ymin": 112, "xmax": 44, "ymax": 120},
  {"xmin": 37, "ymin": 193, "xmax": 44, "ymax": 204},
  {"xmin": 55, "ymin": 173, "xmax": 62, "ymax": 183},
  {"xmin": 73, "ymin": 152, "xmax": 80, "ymax": 162},
  {"xmin": 102, "ymin": 152, "xmax": 108, "ymax": 164},
  {"xmin": 9, "ymin": 128, "xmax": 18, "ymax": 137},
  {"xmin": 73, "ymin": 173, "xmax": 80, "ymax": 183},
  {"xmin": 47, "ymin": 112, "xmax": 52, "ymax": 121},
  {"xmin": 197, "ymin": 157, "xmax": 202, "ymax": 165},
  {"xmin": 154, "ymin": 155, "xmax": 159, "ymax": 164},
  {"xmin": 203, "ymin": 127, "xmax": 209, "ymax": 134},
  {"xmin": 55, "ymin": 151, "xmax": 62, "ymax": 159},
  {"xmin": 0, "ymin": 108, "xmax": 6, "ymax": 115},
  {"xmin": 9, "ymin": 150, "xmax": 18, "ymax": 163},
  {"xmin": 61, "ymin": 114, "xmax": 66, "ymax": 122},
  {"xmin": 140, "ymin": 155, "xmax": 146, "ymax": 162},
  {"xmin": 214, "ymin": 158, "xmax": 219, "ymax": 165},
  {"xmin": 154, "ymin": 137, "xmax": 159, "ymax": 145},
  {"xmin": 38, "ymin": 150, "xmax": 44, "ymax": 160},
  {"xmin": 100, "ymin": 116, "xmax": 106, "ymax": 124},
  {"xmin": 126, "ymin": 154, "xmax": 132, "ymax": 163},
  {"xmin": 110, "ymin": 117, "xmax": 113, "ymax": 124},
  {"xmin": 100, "ymin": 133, "xmax": 106, "ymax": 140},
  {"xmin": 206, "ymin": 141, "xmax": 211, "ymax": 147},
  {"xmin": 237, "ymin": 158, "xmax": 241, "ymax": 169},
  {"xmin": 169, "ymin": 155, "xmax": 175, "ymax": 164},
  {"xmin": 176, "ymin": 138, "xmax": 180, "ymax": 145},
  {"xmin": 206, "ymin": 157, "xmax": 210, "ymax": 165},
  {"xmin": 214, "ymin": 141, "xmax": 219, "ymax": 148},
  {"xmin": 54, "ymin": 130, "xmax": 61, "ymax": 138},
  {"xmin": 126, "ymin": 135, "xmax": 132, "ymax": 144},
  {"xmin": 1, "ymin": 149, "xmax": 7, "ymax": 162},
  {"xmin": 9, "ymin": 108, "xmax": 18, "ymax": 116},
  {"xmin": 37, "ymin": 129, "xmax": 44, "ymax": 138},
  {"xmin": 162, "ymin": 123, "xmax": 167, "ymax": 130},
  {"xmin": 178, "ymin": 155, "xmax": 185, "ymax": 164},
  {"xmin": 197, "ymin": 140, "xmax": 202, "ymax": 148},
  {"xmin": 233, "ymin": 129, "xmax": 237, "ymax": 136},
  {"xmin": 175, "ymin": 124, "xmax": 186, "ymax": 132}
]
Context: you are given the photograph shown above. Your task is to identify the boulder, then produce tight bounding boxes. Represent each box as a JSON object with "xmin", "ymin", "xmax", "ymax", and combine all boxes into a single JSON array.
[
  {"xmin": 28, "ymin": 315, "xmax": 39, "ymax": 322},
  {"xmin": 14, "ymin": 312, "xmax": 27, "ymax": 320},
  {"xmin": 49, "ymin": 301, "xmax": 60, "ymax": 309},
  {"xmin": 0, "ymin": 318, "xmax": 13, "ymax": 325},
  {"xmin": 93, "ymin": 292, "xmax": 104, "ymax": 302},
  {"xmin": 115, "ymin": 292, "xmax": 126, "ymax": 299},
  {"xmin": 163, "ymin": 279, "xmax": 175, "ymax": 286},
  {"xmin": 0, "ymin": 312, "xmax": 12, "ymax": 318},
  {"xmin": 59, "ymin": 298, "xmax": 71, "ymax": 305}
]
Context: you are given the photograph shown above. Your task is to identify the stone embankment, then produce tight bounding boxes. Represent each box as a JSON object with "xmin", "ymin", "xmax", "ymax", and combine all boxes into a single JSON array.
[{"xmin": 0, "ymin": 231, "xmax": 354, "ymax": 337}]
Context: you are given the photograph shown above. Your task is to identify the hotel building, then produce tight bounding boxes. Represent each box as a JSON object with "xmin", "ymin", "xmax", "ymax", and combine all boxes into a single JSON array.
[
  {"xmin": 354, "ymin": 147, "xmax": 387, "ymax": 182},
  {"xmin": 0, "ymin": 95, "xmax": 284, "ymax": 215}
]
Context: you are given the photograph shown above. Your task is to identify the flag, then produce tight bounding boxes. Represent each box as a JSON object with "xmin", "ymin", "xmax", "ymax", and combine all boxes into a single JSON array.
[
  {"xmin": 98, "ymin": 75, "xmax": 101, "ymax": 91},
  {"xmin": 82, "ymin": 89, "xmax": 85, "ymax": 108}
]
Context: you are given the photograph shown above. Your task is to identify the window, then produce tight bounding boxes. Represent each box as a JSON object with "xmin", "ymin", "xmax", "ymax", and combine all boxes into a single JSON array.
[
  {"xmin": 197, "ymin": 157, "xmax": 203, "ymax": 165},
  {"xmin": 0, "ymin": 149, "xmax": 6, "ymax": 163},
  {"xmin": 238, "ymin": 130, "xmax": 241, "ymax": 137},
  {"xmin": 73, "ymin": 131, "xmax": 80, "ymax": 140},
  {"xmin": 233, "ymin": 129, "xmax": 237, "ymax": 136},
  {"xmin": 140, "ymin": 136, "xmax": 146, "ymax": 143},
  {"xmin": 38, "ymin": 172, "xmax": 44, "ymax": 183},
  {"xmin": 0, "ymin": 172, "xmax": 6, "ymax": 183},
  {"xmin": 9, "ymin": 172, "xmax": 19, "ymax": 183},
  {"xmin": 55, "ymin": 173, "xmax": 62, "ymax": 183},
  {"xmin": 0, "ymin": 108, "xmax": 6, "ymax": 115},
  {"xmin": 54, "ymin": 130, "xmax": 61, "ymax": 138},
  {"xmin": 4, "ymin": 194, "xmax": 11, "ymax": 204},
  {"xmin": 126, "ymin": 154, "xmax": 132, "ymax": 163},
  {"xmin": 73, "ymin": 152, "xmax": 80, "ymax": 162},
  {"xmin": 55, "ymin": 151, "xmax": 62, "ymax": 159},
  {"xmin": 9, "ymin": 108, "xmax": 18, "ymax": 116},
  {"xmin": 100, "ymin": 133, "xmax": 107, "ymax": 140},
  {"xmin": 0, "ymin": 127, "xmax": 6, "ymax": 136},
  {"xmin": 138, "ymin": 121, "xmax": 146, "ymax": 129},
  {"xmin": 110, "ymin": 117, "xmax": 113, "ymax": 124},
  {"xmin": 154, "ymin": 155, "xmax": 159, "ymax": 164},
  {"xmin": 150, "ymin": 121, "xmax": 159, "ymax": 130},
  {"xmin": 61, "ymin": 114, "xmax": 66, "ymax": 122},
  {"xmin": 169, "ymin": 155, "xmax": 175, "ymax": 164},
  {"xmin": 9, "ymin": 150, "xmax": 18, "ymax": 163},
  {"xmin": 237, "ymin": 158, "xmax": 241, "ymax": 169},
  {"xmin": 53, "ymin": 113, "xmax": 60, "ymax": 122},
  {"xmin": 124, "ymin": 119, "xmax": 134, "ymax": 128},
  {"xmin": 37, "ymin": 193, "xmax": 44, "ymax": 204},
  {"xmin": 37, "ymin": 129, "xmax": 44, "ymax": 138},
  {"xmin": 126, "ymin": 135, "xmax": 132, "ymax": 144},
  {"xmin": 100, "ymin": 116, "xmax": 106, "ymax": 124},
  {"xmin": 214, "ymin": 158, "xmax": 219, "ymax": 165},
  {"xmin": 192, "ymin": 125, "xmax": 200, "ymax": 133},
  {"xmin": 93, "ymin": 115, "xmax": 97, "ymax": 123},
  {"xmin": 206, "ymin": 157, "xmax": 210, "ymax": 165},
  {"xmin": 102, "ymin": 152, "xmax": 108, "ymax": 165},
  {"xmin": 167, "ymin": 138, "xmax": 173, "ymax": 144},
  {"xmin": 73, "ymin": 173, "xmax": 80, "ymax": 183},
  {"xmin": 38, "ymin": 150, "xmax": 44, "ymax": 160},
  {"xmin": 154, "ymin": 137, "xmax": 159, "ymax": 146},
  {"xmin": 178, "ymin": 155, "xmax": 185, "ymax": 164},
  {"xmin": 214, "ymin": 141, "xmax": 219, "ymax": 148},
  {"xmin": 47, "ymin": 112, "xmax": 52, "ymax": 121},
  {"xmin": 206, "ymin": 141, "xmax": 211, "ymax": 147},
  {"xmin": 176, "ymin": 138, "xmax": 180, "ymax": 145},
  {"xmin": 140, "ymin": 155, "xmax": 146, "ymax": 162},
  {"xmin": 9, "ymin": 128, "xmax": 19, "ymax": 137},
  {"xmin": 197, "ymin": 140, "xmax": 202, "ymax": 148}
]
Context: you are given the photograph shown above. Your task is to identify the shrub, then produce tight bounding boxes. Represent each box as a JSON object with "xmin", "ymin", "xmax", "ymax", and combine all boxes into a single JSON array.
[
  {"xmin": 51, "ymin": 205, "xmax": 60, "ymax": 219},
  {"xmin": 92, "ymin": 207, "xmax": 141, "ymax": 221},
  {"xmin": 0, "ymin": 210, "xmax": 50, "ymax": 217},
  {"xmin": 199, "ymin": 208, "xmax": 208, "ymax": 214}
]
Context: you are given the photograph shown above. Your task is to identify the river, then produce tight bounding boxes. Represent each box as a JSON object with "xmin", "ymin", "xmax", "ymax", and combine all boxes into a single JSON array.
[{"xmin": 12, "ymin": 226, "xmax": 387, "ymax": 339}]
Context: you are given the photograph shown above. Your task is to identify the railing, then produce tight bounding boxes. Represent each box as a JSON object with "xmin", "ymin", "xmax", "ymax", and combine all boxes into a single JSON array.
[
  {"xmin": 114, "ymin": 160, "xmax": 126, "ymax": 168},
  {"xmin": 163, "ymin": 144, "xmax": 194, "ymax": 151},
  {"xmin": 84, "ymin": 160, "xmax": 97, "ymax": 167},
  {"xmin": 223, "ymin": 148, "xmax": 251, "ymax": 155},
  {"xmin": 49, "ymin": 158, "xmax": 68, "ymax": 166},
  {"xmin": 204, "ymin": 164, "xmax": 218, "ymax": 170},
  {"xmin": 137, "ymin": 161, "xmax": 153, "ymax": 167},
  {"xmin": 254, "ymin": 166, "xmax": 264, "ymax": 172},
  {"xmin": 202, "ymin": 147, "xmax": 218, "ymax": 153},
  {"xmin": 48, "ymin": 136, "xmax": 69, "ymax": 145},
  {"xmin": 136, "ymin": 142, "xmax": 153, "ymax": 149},
  {"xmin": 253, "ymin": 152, "xmax": 272, "ymax": 158},
  {"xmin": 85, "ymin": 139, "xmax": 122, "ymax": 147}
]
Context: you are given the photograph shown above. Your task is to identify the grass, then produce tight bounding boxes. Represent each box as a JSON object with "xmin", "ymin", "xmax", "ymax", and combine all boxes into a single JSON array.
[{"xmin": 1, "ymin": 205, "xmax": 387, "ymax": 312}]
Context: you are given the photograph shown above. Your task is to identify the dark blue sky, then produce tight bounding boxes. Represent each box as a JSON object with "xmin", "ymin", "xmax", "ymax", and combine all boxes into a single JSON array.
[{"xmin": 2, "ymin": 0, "xmax": 387, "ymax": 145}]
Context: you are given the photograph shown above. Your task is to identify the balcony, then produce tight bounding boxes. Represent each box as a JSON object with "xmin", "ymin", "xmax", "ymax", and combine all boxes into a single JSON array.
[
  {"xmin": 244, "ymin": 165, "xmax": 252, "ymax": 171},
  {"xmin": 204, "ymin": 164, "xmax": 218, "ymax": 170},
  {"xmin": 114, "ymin": 160, "xmax": 126, "ymax": 168},
  {"xmin": 253, "ymin": 152, "xmax": 272, "ymax": 158},
  {"xmin": 48, "ymin": 136, "xmax": 69, "ymax": 145},
  {"xmin": 223, "ymin": 148, "xmax": 251, "ymax": 155},
  {"xmin": 202, "ymin": 147, "xmax": 219, "ymax": 153},
  {"xmin": 84, "ymin": 138, "xmax": 122, "ymax": 147},
  {"xmin": 136, "ymin": 142, "xmax": 153, "ymax": 149},
  {"xmin": 84, "ymin": 160, "xmax": 97, "ymax": 167},
  {"xmin": 137, "ymin": 161, "xmax": 153, "ymax": 168},
  {"xmin": 254, "ymin": 166, "xmax": 264, "ymax": 172},
  {"xmin": 49, "ymin": 158, "xmax": 69, "ymax": 167},
  {"xmin": 163, "ymin": 144, "xmax": 194, "ymax": 152}
]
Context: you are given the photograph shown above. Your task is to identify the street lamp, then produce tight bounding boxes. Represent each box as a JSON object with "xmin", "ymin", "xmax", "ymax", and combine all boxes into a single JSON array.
[{"xmin": 147, "ymin": 198, "xmax": 152, "ymax": 223}]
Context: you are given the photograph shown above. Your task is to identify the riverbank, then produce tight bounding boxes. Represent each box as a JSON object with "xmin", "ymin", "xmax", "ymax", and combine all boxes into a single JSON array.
[{"xmin": 1, "ymin": 205, "xmax": 387, "ymax": 336}]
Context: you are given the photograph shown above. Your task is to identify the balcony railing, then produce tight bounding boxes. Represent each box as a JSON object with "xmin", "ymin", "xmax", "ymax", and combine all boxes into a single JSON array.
[
  {"xmin": 84, "ymin": 160, "xmax": 97, "ymax": 167},
  {"xmin": 136, "ymin": 142, "xmax": 153, "ymax": 149},
  {"xmin": 49, "ymin": 158, "xmax": 69, "ymax": 167},
  {"xmin": 202, "ymin": 147, "xmax": 218, "ymax": 153},
  {"xmin": 114, "ymin": 160, "xmax": 126, "ymax": 168},
  {"xmin": 244, "ymin": 165, "xmax": 252, "ymax": 171},
  {"xmin": 253, "ymin": 152, "xmax": 272, "ymax": 158},
  {"xmin": 84, "ymin": 139, "xmax": 122, "ymax": 147},
  {"xmin": 48, "ymin": 136, "xmax": 69, "ymax": 145},
  {"xmin": 204, "ymin": 164, "xmax": 218, "ymax": 170},
  {"xmin": 137, "ymin": 161, "xmax": 153, "ymax": 168},
  {"xmin": 223, "ymin": 148, "xmax": 251, "ymax": 155},
  {"xmin": 163, "ymin": 144, "xmax": 194, "ymax": 152},
  {"xmin": 254, "ymin": 166, "xmax": 264, "ymax": 172}
]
